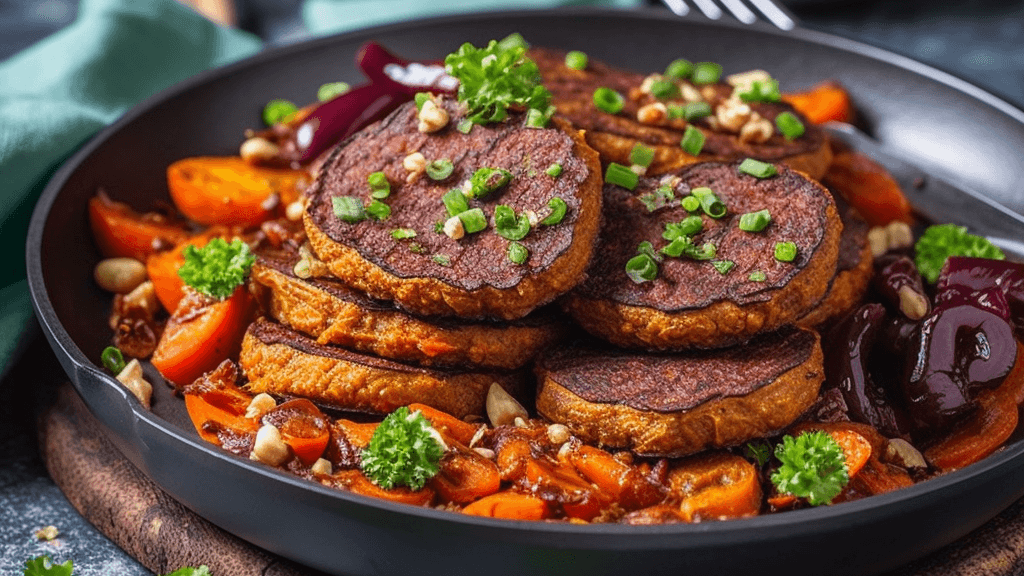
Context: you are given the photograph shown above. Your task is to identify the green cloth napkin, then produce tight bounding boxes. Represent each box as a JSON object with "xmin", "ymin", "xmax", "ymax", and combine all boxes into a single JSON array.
[{"xmin": 0, "ymin": 0, "xmax": 261, "ymax": 379}]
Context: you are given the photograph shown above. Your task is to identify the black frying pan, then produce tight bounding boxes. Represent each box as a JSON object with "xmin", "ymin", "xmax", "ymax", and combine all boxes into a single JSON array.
[{"xmin": 25, "ymin": 8, "xmax": 1024, "ymax": 576}]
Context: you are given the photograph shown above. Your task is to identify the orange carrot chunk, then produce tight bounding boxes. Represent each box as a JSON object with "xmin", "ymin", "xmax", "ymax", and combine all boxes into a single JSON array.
[
  {"xmin": 782, "ymin": 81, "xmax": 854, "ymax": 125},
  {"xmin": 89, "ymin": 192, "xmax": 189, "ymax": 261},
  {"xmin": 463, "ymin": 491, "xmax": 551, "ymax": 520},
  {"xmin": 823, "ymin": 149, "xmax": 914, "ymax": 227}
]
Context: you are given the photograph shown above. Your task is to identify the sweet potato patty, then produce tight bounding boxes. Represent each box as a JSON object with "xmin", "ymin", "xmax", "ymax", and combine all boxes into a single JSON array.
[
  {"xmin": 563, "ymin": 161, "xmax": 841, "ymax": 349},
  {"xmin": 535, "ymin": 327, "xmax": 824, "ymax": 457},
  {"xmin": 250, "ymin": 245, "xmax": 567, "ymax": 369},
  {"xmin": 529, "ymin": 47, "xmax": 832, "ymax": 179},
  {"xmin": 304, "ymin": 96, "xmax": 602, "ymax": 320}
]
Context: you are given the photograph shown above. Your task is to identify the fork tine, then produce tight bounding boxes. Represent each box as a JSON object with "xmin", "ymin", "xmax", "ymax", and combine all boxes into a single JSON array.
[
  {"xmin": 690, "ymin": 0, "xmax": 724, "ymax": 20},
  {"xmin": 661, "ymin": 0, "xmax": 691, "ymax": 17},
  {"xmin": 747, "ymin": 0, "xmax": 798, "ymax": 30},
  {"xmin": 719, "ymin": 0, "xmax": 758, "ymax": 25}
]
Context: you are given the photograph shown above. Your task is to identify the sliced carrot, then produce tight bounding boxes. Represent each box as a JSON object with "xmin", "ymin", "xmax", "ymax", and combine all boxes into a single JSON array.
[
  {"xmin": 767, "ymin": 494, "xmax": 797, "ymax": 511},
  {"xmin": 333, "ymin": 419, "xmax": 379, "ymax": 449},
  {"xmin": 407, "ymin": 403, "xmax": 483, "ymax": 446},
  {"xmin": 827, "ymin": 428, "xmax": 873, "ymax": 479},
  {"xmin": 146, "ymin": 227, "xmax": 233, "ymax": 313},
  {"xmin": 463, "ymin": 491, "xmax": 551, "ymax": 520},
  {"xmin": 167, "ymin": 156, "xmax": 310, "ymax": 227},
  {"xmin": 569, "ymin": 445, "xmax": 664, "ymax": 511},
  {"xmin": 328, "ymin": 470, "xmax": 435, "ymax": 506},
  {"xmin": 182, "ymin": 360, "xmax": 257, "ymax": 445},
  {"xmin": 430, "ymin": 442, "xmax": 502, "ymax": 504},
  {"xmin": 823, "ymin": 149, "xmax": 914, "ymax": 227},
  {"xmin": 89, "ymin": 192, "xmax": 189, "ymax": 261},
  {"xmin": 668, "ymin": 452, "xmax": 762, "ymax": 522},
  {"xmin": 263, "ymin": 398, "xmax": 331, "ymax": 466},
  {"xmin": 782, "ymin": 81, "xmax": 853, "ymax": 125},
  {"xmin": 150, "ymin": 286, "xmax": 257, "ymax": 386}
]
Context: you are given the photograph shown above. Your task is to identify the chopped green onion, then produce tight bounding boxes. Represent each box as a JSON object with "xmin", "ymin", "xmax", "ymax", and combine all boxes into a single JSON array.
[
  {"xmin": 391, "ymin": 228, "xmax": 417, "ymax": 239},
  {"xmin": 442, "ymin": 188, "xmax": 469, "ymax": 216},
  {"xmin": 457, "ymin": 208, "xmax": 487, "ymax": 233},
  {"xmin": 541, "ymin": 197, "xmax": 568, "ymax": 225},
  {"xmin": 368, "ymin": 171, "xmax": 391, "ymax": 199},
  {"xmin": 690, "ymin": 242, "xmax": 717, "ymax": 260},
  {"xmin": 680, "ymin": 125, "xmax": 706, "ymax": 156},
  {"xmin": 775, "ymin": 111, "xmax": 806, "ymax": 140},
  {"xmin": 605, "ymin": 162, "xmax": 639, "ymax": 190},
  {"xmin": 667, "ymin": 104, "xmax": 685, "ymax": 119},
  {"xmin": 497, "ymin": 32, "xmax": 528, "ymax": 51},
  {"xmin": 593, "ymin": 87, "xmax": 625, "ymax": 114},
  {"xmin": 650, "ymin": 79, "xmax": 680, "ymax": 100},
  {"xmin": 775, "ymin": 241, "xmax": 798, "ymax": 262},
  {"xmin": 749, "ymin": 270, "xmax": 767, "ymax": 282},
  {"xmin": 664, "ymin": 58, "xmax": 693, "ymax": 79},
  {"xmin": 681, "ymin": 195, "xmax": 700, "ymax": 212},
  {"xmin": 332, "ymin": 196, "xmax": 366, "ymax": 223},
  {"xmin": 636, "ymin": 240, "xmax": 663, "ymax": 263},
  {"xmin": 317, "ymin": 81, "xmax": 351, "ymax": 102},
  {"xmin": 414, "ymin": 92, "xmax": 432, "ymax": 111},
  {"xmin": 468, "ymin": 167, "xmax": 513, "ymax": 199},
  {"xmin": 691, "ymin": 186, "xmax": 726, "ymax": 218},
  {"xmin": 565, "ymin": 50, "xmax": 588, "ymax": 70},
  {"xmin": 629, "ymin": 143, "xmax": 656, "ymax": 168},
  {"xmin": 712, "ymin": 260, "xmax": 735, "ymax": 274},
  {"xmin": 738, "ymin": 79, "xmax": 781, "ymax": 103},
  {"xmin": 691, "ymin": 62, "xmax": 723, "ymax": 85},
  {"xmin": 739, "ymin": 158, "xmax": 778, "ymax": 178},
  {"xmin": 638, "ymin": 184, "xmax": 676, "ymax": 212},
  {"xmin": 101, "ymin": 346, "xmax": 126, "ymax": 374},
  {"xmin": 409, "ymin": 242, "xmax": 426, "ymax": 254},
  {"xmin": 625, "ymin": 253, "xmax": 658, "ymax": 283},
  {"xmin": 366, "ymin": 200, "xmax": 391, "ymax": 221},
  {"xmin": 545, "ymin": 163, "xmax": 563, "ymax": 177},
  {"xmin": 494, "ymin": 205, "xmax": 531, "ymax": 240},
  {"xmin": 739, "ymin": 209, "xmax": 772, "ymax": 232},
  {"xmin": 263, "ymin": 99, "xmax": 297, "ymax": 126},
  {"xmin": 432, "ymin": 254, "xmax": 451, "ymax": 266},
  {"xmin": 682, "ymin": 101, "xmax": 712, "ymax": 121},
  {"xmin": 426, "ymin": 159, "xmax": 454, "ymax": 181},
  {"xmin": 508, "ymin": 242, "xmax": 529, "ymax": 264},
  {"xmin": 660, "ymin": 235, "xmax": 693, "ymax": 258},
  {"xmin": 457, "ymin": 119, "xmax": 474, "ymax": 134},
  {"xmin": 434, "ymin": 221, "xmax": 444, "ymax": 234},
  {"xmin": 663, "ymin": 215, "xmax": 704, "ymax": 240}
]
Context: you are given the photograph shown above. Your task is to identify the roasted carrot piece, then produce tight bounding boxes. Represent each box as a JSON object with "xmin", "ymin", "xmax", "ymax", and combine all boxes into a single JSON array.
[
  {"xmin": 328, "ymin": 470, "xmax": 435, "ymax": 506},
  {"xmin": 263, "ymin": 398, "xmax": 331, "ymax": 466},
  {"xmin": 146, "ymin": 227, "xmax": 233, "ymax": 313},
  {"xmin": 668, "ymin": 452, "xmax": 762, "ymax": 522},
  {"xmin": 782, "ymin": 81, "xmax": 854, "ymax": 125},
  {"xmin": 569, "ymin": 445, "xmax": 664, "ymax": 511},
  {"xmin": 430, "ymin": 442, "xmax": 502, "ymax": 504},
  {"xmin": 182, "ymin": 360, "xmax": 257, "ymax": 445},
  {"xmin": 89, "ymin": 192, "xmax": 189, "ymax": 261},
  {"xmin": 408, "ymin": 403, "xmax": 482, "ymax": 446},
  {"xmin": 166, "ymin": 156, "xmax": 310, "ymax": 227},
  {"xmin": 827, "ymin": 428, "xmax": 873, "ymax": 479},
  {"xmin": 150, "ymin": 286, "xmax": 257, "ymax": 386},
  {"xmin": 463, "ymin": 491, "xmax": 551, "ymax": 520},
  {"xmin": 333, "ymin": 419, "xmax": 379, "ymax": 448},
  {"xmin": 823, "ymin": 149, "xmax": 914, "ymax": 227}
]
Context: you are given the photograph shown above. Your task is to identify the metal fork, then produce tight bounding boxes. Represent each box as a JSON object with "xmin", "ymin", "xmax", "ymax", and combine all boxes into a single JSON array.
[{"xmin": 660, "ymin": 0, "xmax": 798, "ymax": 31}]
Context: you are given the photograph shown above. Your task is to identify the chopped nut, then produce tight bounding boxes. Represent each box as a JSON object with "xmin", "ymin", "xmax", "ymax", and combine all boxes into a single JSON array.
[
  {"xmin": 885, "ymin": 221, "xmax": 914, "ymax": 251},
  {"xmin": 116, "ymin": 359, "xmax": 153, "ymax": 409},
  {"xmin": 715, "ymin": 99, "xmax": 752, "ymax": 133},
  {"xmin": 513, "ymin": 416, "xmax": 529, "ymax": 428},
  {"xmin": 443, "ymin": 215, "xmax": 465, "ymax": 240},
  {"xmin": 285, "ymin": 200, "xmax": 305, "ymax": 221},
  {"xmin": 637, "ymin": 102, "xmax": 668, "ymax": 126},
  {"xmin": 726, "ymin": 69, "xmax": 772, "ymax": 93},
  {"xmin": 404, "ymin": 152, "xmax": 427, "ymax": 184},
  {"xmin": 547, "ymin": 423, "xmax": 570, "ymax": 444},
  {"xmin": 468, "ymin": 424, "xmax": 486, "ymax": 448},
  {"xmin": 239, "ymin": 136, "xmax": 280, "ymax": 164},
  {"xmin": 524, "ymin": 209, "xmax": 540, "ymax": 227},
  {"xmin": 487, "ymin": 382, "xmax": 528, "ymax": 427},
  {"xmin": 245, "ymin": 393, "xmax": 276, "ymax": 419},
  {"xmin": 121, "ymin": 281, "xmax": 160, "ymax": 317},
  {"xmin": 418, "ymin": 99, "xmax": 449, "ymax": 133},
  {"xmin": 94, "ymin": 258, "xmax": 147, "ymax": 294},
  {"xmin": 680, "ymin": 83, "xmax": 703, "ymax": 103},
  {"xmin": 630, "ymin": 164, "xmax": 647, "ymax": 176},
  {"xmin": 35, "ymin": 525, "xmax": 59, "ymax": 541},
  {"xmin": 738, "ymin": 114, "xmax": 774, "ymax": 144},
  {"xmin": 473, "ymin": 447, "xmax": 496, "ymax": 460},
  {"xmin": 556, "ymin": 441, "xmax": 573, "ymax": 460},
  {"xmin": 638, "ymin": 74, "xmax": 661, "ymax": 94},
  {"xmin": 868, "ymin": 226, "xmax": 889, "ymax": 258},
  {"xmin": 293, "ymin": 258, "xmax": 312, "ymax": 279},
  {"xmin": 884, "ymin": 438, "xmax": 928, "ymax": 469},
  {"xmin": 311, "ymin": 458, "xmax": 333, "ymax": 476},
  {"xmin": 898, "ymin": 284, "xmax": 930, "ymax": 320},
  {"xmin": 251, "ymin": 424, "xmax": 291, "ymax": 466}
]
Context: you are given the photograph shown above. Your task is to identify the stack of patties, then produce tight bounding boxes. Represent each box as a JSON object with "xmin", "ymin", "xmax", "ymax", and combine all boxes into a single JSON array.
[
  {"xmin": 538, "ymin": 159, "xmax": 845, "ymax": 456},
  {"xmin": 240, "ymin": 42, "xmax": 603, "ymax": 419}
]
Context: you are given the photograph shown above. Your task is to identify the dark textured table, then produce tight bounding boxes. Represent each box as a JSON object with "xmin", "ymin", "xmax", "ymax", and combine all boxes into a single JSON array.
[{"xmin": 3, "ymin": 1, "xmax": 1024, "ymax": 574}]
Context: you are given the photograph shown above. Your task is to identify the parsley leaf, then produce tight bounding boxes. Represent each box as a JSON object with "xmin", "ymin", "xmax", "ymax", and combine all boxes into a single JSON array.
[
  {"xmin": 914, "ymin": 223, "xmax": 1005, "ymax": 283},
  {"xmin": 177, "ymin": 238, "xmax": 255, "ymax": 299},
  {"xmin": 361, "ymin": 406, "xmax": 443, "ymax": 490},
  {"xmin": 770, "ymin": 431, "xmax": 849, "ymax": 506},
  {"xmin": 23, "ymin": 555, "xmax": 73, "ymax": 576}
]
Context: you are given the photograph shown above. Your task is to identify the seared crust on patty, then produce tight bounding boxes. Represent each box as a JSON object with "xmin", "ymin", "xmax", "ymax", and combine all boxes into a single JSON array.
[
  {"xmin": 564, "ymin": 161, "xmax": 841, "ymax": 349},
  {"xmin": 250, "ymin": 246, "xmax": 567, "ymax": 369},
  {"xmin": 239, "ymin": 318, "xmax": 522, "ymax": 418},
  {"xmin": 535, "ymin": 327, "xmax": 824, "ymax": 457},
  {"xmin": 304, "ymin": 97, "xmax": 602, "ymax": 320},
  {"xmin": 529, "ymin": 47, "xmax": 832, "ymax": 180}
]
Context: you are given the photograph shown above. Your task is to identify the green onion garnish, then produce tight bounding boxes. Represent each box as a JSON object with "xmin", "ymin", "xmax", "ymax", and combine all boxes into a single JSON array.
[
  {"xmin": 629, "ymin": 143, "xmax": 656, "ymax": 168},
  {"xmin": 494, "ymin": 205, "xmax": 531, "ymax": 240},
  {"xmin": 681, "ymin": 195, "xmax": 700, "ymax": 212},
  {"xmin": 426, "ymin": 159, "xmax": 455, "ymax": 181},
  {"xmin": 638, "ymin": 184, "xmax": 676, "ymax": 212},
  {"xmin": 457, "ymin": 208, "xmax": 487, "ymax": 234},
  {"xmin": 545, "ymin": 163, "xmax": 563, "ymax": 177},
  {"xmin": 409, "ymin": 243, "xmax": 426, "ymax": 254},
  {"xmin": 680, "ymin": 125, "xmax": 706, "ymax": 156},
  {"xmin": 690, "ymin": 242, "xmax": 717, "ymax": 260},
  {"xmin": 368, "ymin": 171, "xmax": 391, "ymax": 199},
  {"xmin": 366, "ymin": 200, "xmax": 391, "ymax": 221},
  {"xmin": 508, "ymin": 242, "xmax": 529, "ymax": 264},
  {"xmin": 775, "ymin": 241, "xmax": 798, "ymax": 262},
  {"xmin": 593, "ymin": 87, "xmax": 625, "ymax": 114},
  {"xmin": 691, "ymin": 187, "xmax": 726, "ymax": 218},
  {"xmin": 650, "ymin": 79, "xmax": 680, "ymax": 100},
  {"xmin": 667, "ymin": 104, "xmax": 685, "ymax": 119},
  {"xmin": 414, "ymin": 92, "xmax": 431, "ymax": 111},
  {"xmin": 497, "ymin": 32, "xmax": 528, "ymax": 51},
  {"xmin": 101, "ymin": 346, "xmax": 126, "ymax": 374},
  {"xmin": 541, "ymin": 197, "xmax": 568, "ymax": 225},
  {"xmin": 691, "ymin": 62, "xmax": 723, "ymax": 85},
  {"xmin": 332, "ymin": 196, "xmax": 366, "ymax": 222},
  {"xmin": 457, "ymin": 119, "xmax": 474, "ymax": 134},
  {"xmin": 625, "ymin": 253, "xmax": 658, "ymax": 283},
  {"xmin": 664, "ymin": 59, "xmax": 693, "ymax": 79},
  {"xmin": 432, "ymin": 254, "xmax": 451, "ymax": 266},
  {"xmin": 738, "ymin": 209, "xmax": 772, "ymax": 232},
  {"xmin": 263, "ymin": 99, "xmax": 297, "ymax": 126},
  {"xmin": 442, "ymin": 188, "xmax": 469, "ymax": 216},
  {"xmin": 434, "ymin": 221, "xmax": 444, "ymax": 234},
  {"xmin": 605, "ymin": 162, "xmax": 639, "ymax": 190},
  {"xmin": 391, "ymin": 228, "xmax": 417, "ymax": 239},
  {"xmin": 712, "ymin": 260, "xmax": 735, "ymax": 274},
  {"xmin": 660, "ymin": 235, "xmax": 693, "ymax": 258},
  {"xmin": 663, "ymin": 215, "xmax": 704, "ymax": 240},
  {"xmin": 739, "ymin": 158, "xmax": 778, "ymax": 178},
  {"xmin": 749, "ymin": 270, "xmax": 767, "ymax": 282},
  {"xmin": 468, "ymin": 167, "xmax": 513, "ymax": 199},
  {"xmin": 775, "ymin": 112, "xmax": 806, "ymax": 140},
  {"xmin": 636, "ymin": 240, "xmax": 663, "ymax": 262},
  {"xmin": 318, "ymin": 81, "xmax": 351, "ymax": 102},
  {"xmin": 565, "ymin": 50, "xmax": 588, "ymax": 70},
  {"xmin": 738, "ymin": 79, "xmax": 781, "ymax": 103},
  {"xmin": 682, "ymin": 101, "xmax": 712, "ymax": 121}
]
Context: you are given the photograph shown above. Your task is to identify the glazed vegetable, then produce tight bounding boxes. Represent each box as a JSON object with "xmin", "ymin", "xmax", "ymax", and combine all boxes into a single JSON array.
[
  {"xmin": 822, "ymin": 148, "xmax": 913, "ymax": 227},
  {"xmin": 873, "ymin": 254, "xmax": 930, "ymax": 320},
  {"xmin": 182, "ymin": 360, "xmax": 258, "ymax": 445},
  {"xmin": 361, "ymin": 406, "xmax": 444, "ymax": 490},
  {"xmin": 914, "ymin": 224, "xmax": 1005, "ymax": 284},
  {"xmin": 177, "ymin": 238, "xmax": 255, "ymax": 300},
  {"xmin": 147, "ymin": 227, "xmax": 234, "ymax": 313},
  {"xmin": 463, "ymin": 491, "xmax": 551, "ymax": 520},
  {"xmin": 445, "ymin": 38, "xmax": 553, "ymax": 126},
  {"xmin": 937, "ymin": 256, "xmax": 1024, "ymax": 338},
  {"xmin": 771, "ymin": 431, "xmax": 849, "ymax": 506},
  {"xmin": 781, "ymin": 81, "xmax": 853, "ymax": 124},
  {"xmin": 262, "ymin": 399, "xmax": 331, "ymax": 466},
  {"xmin": 88, "ymin": 192, "xmax": 189, "ymax": 261}
]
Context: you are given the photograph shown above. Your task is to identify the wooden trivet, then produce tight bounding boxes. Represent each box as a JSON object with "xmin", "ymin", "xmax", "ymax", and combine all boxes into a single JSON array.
[{"xmin": 36, "ymin": 382, "xmax": 1024, "ymax": 576}]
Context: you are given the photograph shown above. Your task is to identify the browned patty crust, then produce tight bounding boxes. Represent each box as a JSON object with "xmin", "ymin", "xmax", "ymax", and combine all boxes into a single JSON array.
[
  {"xmin": 528, "ymin": 47, "xmax": 832, "ymax": 179},
  {"xmin": 240, "ymin": 318, "xmax": 523, "ymax": 418},
  {"xmin": 563, "ymin": 161, "xmax": 841, "ymax": 350},
  {"xmin": 305, "ymin": 97, "xmax": 603, "ymax": 320},
  {"xmin": 250, "ymin": 246, "xmax": 567, "ymax": 369},
  {"xmin": 535, "ymin": 327, "xmax": 824, "ymax": 457}
]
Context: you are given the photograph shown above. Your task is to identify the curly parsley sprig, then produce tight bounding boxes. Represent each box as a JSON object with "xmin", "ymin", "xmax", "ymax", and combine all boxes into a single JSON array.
[
  {"xmin": 770, "ymin": 431, "xmax": 849, "ymax": 506},
  {"xmin": 914, "ymin": 223, "xmax": 1005, "ymax": 284},
  {"xmin": 177, "ymin": 238, "xmax": 255, "ymax": 299},
  {"xmin": 361, "ymin": 406, "xmax": 444, "ymax": 490}
]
